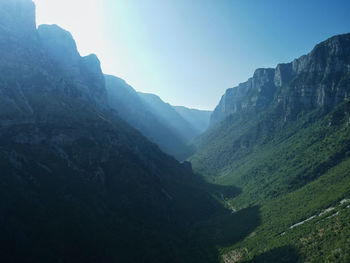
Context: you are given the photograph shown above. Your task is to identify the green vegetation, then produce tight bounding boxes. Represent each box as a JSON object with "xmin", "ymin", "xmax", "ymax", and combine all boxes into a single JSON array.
[
  {"xmin": 2, "ymin": 4, "xmax": 349, "ymax": 262},
  {"xmin": 191, "ymin": 100, "xmax": 350, "ymax": 262}
]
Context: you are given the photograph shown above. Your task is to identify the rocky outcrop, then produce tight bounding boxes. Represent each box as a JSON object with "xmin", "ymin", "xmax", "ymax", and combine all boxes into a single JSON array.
[
  {"xmin": 38, "ymin": 24, "xmax": 107, "ymax": 108},
  {"xmin": 211, "ymin": 33, "xmax": 350, "ymax": 126},
  {"xmin": 211, "ymin": 68, "xmax": 276, "ymax": 126},
  {"xmin": 38, "ymin": 24, "xmax": 80, "ymax": 72},
  {"xmin": 0, "ymin": 14, "xmax": 108, "ymax": 120}
]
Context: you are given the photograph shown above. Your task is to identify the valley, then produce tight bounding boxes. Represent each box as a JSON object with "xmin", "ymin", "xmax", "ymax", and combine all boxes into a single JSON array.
[
  {"xmin": 190, "ymin": 34, "xmax": 350, "ymax": 262},
  {"xmin": 0, "ymin": 0, "xmax": 349, "ymax": 262}
]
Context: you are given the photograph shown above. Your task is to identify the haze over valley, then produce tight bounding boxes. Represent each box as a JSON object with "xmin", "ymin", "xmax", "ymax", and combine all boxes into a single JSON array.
[{"xmin": 1, "ymin": 0, "xmax": 350, "ymax": 262}]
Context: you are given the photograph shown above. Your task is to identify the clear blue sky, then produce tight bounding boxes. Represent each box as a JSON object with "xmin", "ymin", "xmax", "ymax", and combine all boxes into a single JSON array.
[{"xmin": 35, "ymin": 0, "xmax": 350, "ymax": 110}]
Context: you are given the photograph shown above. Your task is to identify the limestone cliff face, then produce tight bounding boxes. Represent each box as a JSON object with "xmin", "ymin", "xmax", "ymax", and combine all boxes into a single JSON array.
[
  {"xmin": 38, "ymin": 24, "xmax": 81, "ymax": 72},
  {"xmin": 0, "ymin": 12, "xmax": 108, "ymax": 122},
  {"xmin": 211, "ymin": 68, "xmax": 276, "ymax": 126},
  {"xmin": 38, "ymin": 24, "xmax": 108, "ymax": 108},
  {"xmin": 0, "ymin": 0, "xmax": 36, "ymax": 40},
  {"xmin": 279, "ymin": 34, "xmax": 350, "ymax": 119},
  {"xmin": 211, "ymin": 33, "xmax": 350, "ymax": 126}
]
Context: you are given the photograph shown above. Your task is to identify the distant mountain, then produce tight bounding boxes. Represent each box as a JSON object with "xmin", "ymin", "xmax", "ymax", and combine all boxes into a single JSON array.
[
  {"xmin": 105, "ymin": 75, "xmax": 199, "ymax": 160},
  {"xmin": 138, "ymin": 92, "xmax": 200, "ymax": 142},
  {"xmin": 173, "ymin": 106, "xmax": 212, "ymax": 134},
  {"xmin": 0, "ymin": 1, "xmax": 232, "ymax": 262},
  {"xmin": 190, "ymin": 33, "xmax": 350, "ymax": 262}
]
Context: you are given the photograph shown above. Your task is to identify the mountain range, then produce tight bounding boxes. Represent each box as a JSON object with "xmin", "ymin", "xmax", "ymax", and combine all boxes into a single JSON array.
[
  {"xmin": 1, "ymin": 0, "xmax": 350, "ymax": 262},
  {"xmin": 105, "ymin": 74, "xmax": 211, "ymax": 160}
]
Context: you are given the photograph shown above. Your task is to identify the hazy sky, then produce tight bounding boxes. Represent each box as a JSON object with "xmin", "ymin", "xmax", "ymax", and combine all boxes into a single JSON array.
[{"xmin": 33, "ymin": 0, "xmax": 350, "ymax": 110}]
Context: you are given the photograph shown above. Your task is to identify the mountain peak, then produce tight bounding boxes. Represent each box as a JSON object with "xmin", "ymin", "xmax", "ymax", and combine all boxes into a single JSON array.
[
  {"xmin": 253, "ymin": 67, "xmax": 275, "ymax": 78},
  {"xmin": 81, "ymin": 54, "xmax": 103, "ymax": 77},
  {"xmin": 38, "ymin": 24, "xmax": 80, "ymax": 67},
  {"xmin": 315, "ymin": 33, "xmax": 350, "ymax": 50}
]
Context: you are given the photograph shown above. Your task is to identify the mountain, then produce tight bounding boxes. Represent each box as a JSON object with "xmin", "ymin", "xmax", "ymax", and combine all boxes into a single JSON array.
[
  {"xmin": 138, "ymin": 92, "xmax": 200, "ymax": 142},
  {"xmin": 210, "ymin": 34, "xmax": 350, "ymax": 126},
  {"xmin": 105, "ymin": 75, "xmax": 207, "ymax": 160},
  {"xmin": 3, "ymin": 1, "xmax": 350, "ymax": 262},
  {"xmin": 0, "ymin": 1, "xmax": 239, "ymax": 262},
  {"xmin": 173, "ymin": 106, "xmax": 212, "ymax": 134},
  {"xmin": 190, "ymin": 33, "xmax": 350, "ymax": 262},
  {"xmin": 105, "ymin": 74, "xmax": 194, "ymax": 160}
]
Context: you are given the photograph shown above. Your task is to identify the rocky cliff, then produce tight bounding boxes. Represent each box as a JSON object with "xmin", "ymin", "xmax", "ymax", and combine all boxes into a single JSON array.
[
  {"xmin": 38, "ymin": 24, "xmax": 108, "ymax": 108},
  {"xmin": 0, "ymin": 1, "xmax": 223, "ymax": 262},
  {"xmin": 211, "ymin": 33, "xmax": 350, "ymax": 126},
  {"xmin": 0, "ymin": 0, "xmax": 36, "ymax": 40}
]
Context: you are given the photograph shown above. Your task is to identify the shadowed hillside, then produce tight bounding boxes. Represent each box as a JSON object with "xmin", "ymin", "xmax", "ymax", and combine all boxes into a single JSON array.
[{"xmin": 0, "ymin": 1, "xmax": 261, "ymax": 262}]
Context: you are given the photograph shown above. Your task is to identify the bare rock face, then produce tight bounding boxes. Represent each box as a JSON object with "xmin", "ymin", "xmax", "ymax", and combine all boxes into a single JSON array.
[
  {"xmin": 0, "ymin": 1, "xmax": 40, "ymax": 120},
  {"xmin": 210, "ymin": 33, "xmax": 350, "ymax": 126},
  {"xmin": 80, "ymin": 54, "xmax": 107, "ymax": 107},
  {"xmin": 274, "ymin": 63, "xmax": 295, "ymax": 87},
  {"xmin": 38, "ymin": 24, "xmax": 108, "ymax": 108},
  {"xmin": 38, "ymin": 24, "xmax": 80, "ymax": 73},
  {"xmin": 275, "ymin": 34, "xmax": 350, "ymax": 121},
  {"xmin": 211, "ymin": 68, "xmax": 277, "ymax": 125},
  {"xmin": 0, "ymin": 0, "xmax": 36, "ymax": 40}
]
